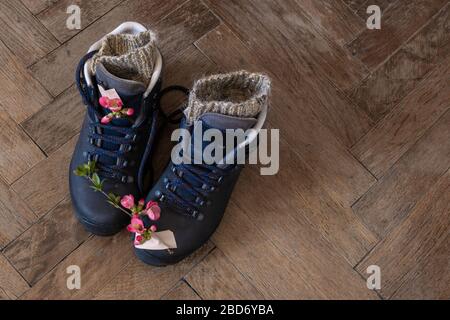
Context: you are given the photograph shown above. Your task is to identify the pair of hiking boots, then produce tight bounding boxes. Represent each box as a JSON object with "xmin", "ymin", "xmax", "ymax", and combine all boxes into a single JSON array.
[{"xmin": 69, "ymin": 22, "xmax": 270, "ymax": 266}]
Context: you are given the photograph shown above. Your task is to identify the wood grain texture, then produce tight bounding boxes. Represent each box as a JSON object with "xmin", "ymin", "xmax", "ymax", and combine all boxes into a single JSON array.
[
  {"xmin": 3, "ymin": 197, "xmax": 90, "ymax": 285},
  {"xmin": 29, "ymin": 0, "xmax": 215, "ymax": 97},
  {"xmin": 0, "ymin": 0, "xmax": 59, "ymax": 66},
  {"xmin": 0, "ymin": 111, "xmax": 46, "ymax": 185},
  {"xmin": 244, "ymin": 139, "xmax": 377, "ymax": 265},
  {"xmin": 163, "ymin": 45, "xmax": 218, "ymax": 112},
  {"xmin": 196, "ymin": 23, "xmax": 373, "ymax": 149},
  {"xmin": 11, "ymin": 135, "xmax": 77, "ymax": 217},
  {"xmin": 20, "ymin": 0, "xmax": 60, "ymax": 15},
  {"xmin": 353, "ymin": 111, "xmax": 450, "ymax": 237},
  {"xmin": 0, "ymin": 178, "xmax": 36, "ymax": 249},
  {"xmin": 212, "ymin": 201, "xmax": 321, "ymax": 299},
  {"xmin": 352, "ymin": 56, "xmax": 450, "ymax": 178},
  {"xmin": 343, "ymin": 0, "xmax": 368, "ymax": 12},
  {"xmin": 94, "ymin": 242, "xmax": 214, "ymax": 300},
  {"xmin": 347, "ymin": 0, "xmax": 447, "ymax": 69},
  {"xmin": 161, "ymin": 281, "xmax": 201, "ymax": 300},
  {"xmin": 196, "ymin": 24, "xmax": 375, "ymax": 206},
  {"xmin": 0, "ymin": 40, "xmax": 52, "ymax": 123},
  {"xmin": 37, "ymin": 0, "xmax": 124, "ymax": 42},
  {"xmin": 213, "ymin": 201, "xmax": 377, "ymax": 299},
  {"xmin": 0, "ymin": 254, "xmax": 29, "ymax": 300},
  {"xmin": 0, "ymin": 0, "xmax": 447, "ymax": 300},
  {"xmin": 392, "ymin": 234, "xmax": 450, "ymax": 300},
  {"xmin": 185, "ymin": 248, "xmax": 264, "ymax": 300},
  {"xmin": 347, "ymin": 3, "xmax": 450, "ymax": 121},
  {"xmin": 293, "ymin": 0, "xmax": 364, "ymax": 45},
  {"xmin": 207, "ymin": 0, "xmax": 367, "ymax": 90},
  {"xmin": 353, "ymin": 0, "xmax": 397, "ymax": 19},
  {"xmin": 21, "ymin": 231, "xmax": 132, "ymax": 299},
  {"xmin": 22, "ymin": 85, "xmax": 85, "ymax": 155},
  {"xmin": 155, "ymin": 1, "xmax": 219, "ymax": 64},
  {"xmin": 356, "ymin": 170, "xmax": 450, "ymax": 298}
]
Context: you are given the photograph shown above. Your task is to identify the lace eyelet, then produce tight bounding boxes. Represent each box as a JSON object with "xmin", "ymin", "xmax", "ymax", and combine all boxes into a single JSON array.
[
  {"xmin": 195, "ymin": 197, "xmax": 205, "ymax": 206},
  {"xmin": 121, "ymin": 176, "xmax": 133, "ymax": 183},
  {"xmin": 196, "ymin": 212, "xmax": 204, "ymax": 221},
  {"xmin": 166, "ymin": 183, "xmax": 177, "ymax": 192}
]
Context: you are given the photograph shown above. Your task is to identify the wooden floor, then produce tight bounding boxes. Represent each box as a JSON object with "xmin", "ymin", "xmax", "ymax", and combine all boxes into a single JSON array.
[{"xmin": 0, "ymin": 0, "xmax": 449, "ymax": 300}]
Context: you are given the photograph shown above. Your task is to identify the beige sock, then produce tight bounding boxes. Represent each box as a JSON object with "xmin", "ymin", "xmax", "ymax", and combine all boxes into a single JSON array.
[
  {"xmin": 184, "ymin": 71, "xmax": 271, "ymax": 124},
  {"xmin": 90, "ymin": 30, "xmax": 158, "ymax": 86}
]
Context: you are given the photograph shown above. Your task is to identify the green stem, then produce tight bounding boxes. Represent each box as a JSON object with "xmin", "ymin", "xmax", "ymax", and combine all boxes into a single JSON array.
[{"xmin": 86, "ymin": 176, "xmax": 133, "ymax": 218}]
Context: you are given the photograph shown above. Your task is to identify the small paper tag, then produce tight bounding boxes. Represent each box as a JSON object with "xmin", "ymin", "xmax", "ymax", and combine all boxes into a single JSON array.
[
  {"xmin": 98, "ymin": 84, "xmax": 121, "ymax": 101},
  {"xmin": 134, "ymin": 230, "xmax": 177, "ymax": 250}
]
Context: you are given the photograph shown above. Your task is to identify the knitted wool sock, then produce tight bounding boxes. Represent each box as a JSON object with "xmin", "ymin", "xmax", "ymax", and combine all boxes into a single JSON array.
[
  {"xmin": 90, "ymin": 30, "xmax": 158, "ymax": 86},
  {"xmin": 184, "ymin": 71, "xmax": 271, "ymax": 124}
]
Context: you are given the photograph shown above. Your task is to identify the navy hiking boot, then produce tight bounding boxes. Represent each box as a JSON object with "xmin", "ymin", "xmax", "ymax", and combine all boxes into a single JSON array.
[
  {"xmin": 69, "ymin": 22, "xmax": 163, "ymax": 235},
  {"xmin": 133, "ymin": 71, "xmax": 271, "ymax": 265}
]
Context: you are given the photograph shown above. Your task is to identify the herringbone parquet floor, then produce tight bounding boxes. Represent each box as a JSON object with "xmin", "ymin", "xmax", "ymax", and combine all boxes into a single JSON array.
[{"xmin": 0, "ymin": 0, "xmax": 448, "ymax": 300}]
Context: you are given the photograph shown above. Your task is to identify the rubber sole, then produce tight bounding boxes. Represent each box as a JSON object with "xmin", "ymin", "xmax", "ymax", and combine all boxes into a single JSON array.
[
  {"xmin": 134, "ymin": 249, "xmax": 171, "ymax": 267},
  {"xmin": 133, "ymin": 223, "xmax": 222, "ymax": 266}
]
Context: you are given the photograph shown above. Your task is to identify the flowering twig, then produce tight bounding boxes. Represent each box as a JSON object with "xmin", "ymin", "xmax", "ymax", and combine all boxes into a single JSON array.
[{"xmin": 73, "ymin": 160, "xmax": 161, "ymax": 245}]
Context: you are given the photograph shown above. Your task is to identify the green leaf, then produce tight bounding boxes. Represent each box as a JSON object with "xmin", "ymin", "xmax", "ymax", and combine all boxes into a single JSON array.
[
  {"xmin": 107, "ymin": 192, "xmax": 120, "ymax": 206},
  {"xmin": 90, "ymin": 185, "xmax": 101, "ymax": 192},
  {"xmin": 92, "ymin": 173, "xmax": 101, "ymax": 187},
  {"xmin": 88, "ymin": 160, "xmax": 97, "ymax": 175},
  {"xmin": 107, "ymin": 200, "xmax": 120, "ymax": 208},
  {"xmin": 74, "ymin": 166, "xmax": 87, "ymax": 177}
]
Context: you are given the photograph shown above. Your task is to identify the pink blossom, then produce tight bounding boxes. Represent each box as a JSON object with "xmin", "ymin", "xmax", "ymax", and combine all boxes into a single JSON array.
[
  {"xmin": 146, "ymin": 201, "xmax": 161, "ymax": 221},
  {"xmin": 125, "ymin": 108, "xmax": 134, "ymax": 116},
  {"xmin": 150, "ymin": 225, "xmax": 157, "ymax": 232},
  {"xmin": 134, "ymin": 234, "xmax": 143, "ymax": 245},
  {"xmin": 138, "ymin": 198, "xmax": 145, "ymax": 207},
  {"xmin": 146, "ymin": 201, "xmax": 159, "ymax": 210},
  {"xmin": 101, "ymin": 115, "xmax": 111, "ymax": 124},
  {"xmin": 120, "ymin": 194, "xmax": 135, "ymax": 209},
  {"xmin": 108, "ymin": 98, "xmax": 123, "ymax": 112},
  {"xmin": 99, "ymin": 96, "xmax": 110, "ymax": 108},
  {"xmin": 127, "ymin": 217, "xmax": 145, "ymax": 234}
]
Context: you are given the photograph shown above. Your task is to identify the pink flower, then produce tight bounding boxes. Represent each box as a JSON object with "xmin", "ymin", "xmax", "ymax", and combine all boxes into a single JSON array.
[
  {"xmin": 108, "ymin": 98, "xmax": 123, "ymax": 112},
  {"xmin": 138, "ymin": 198, "xmax": 145, "ymax": 207},
  {"xmin": 146, "ymin": 201, "xmax": 161, "ymax": 221},
  {"xmin": 120, "ymin": 194, "xmax": 135, "ymax": 209},
  {"xmin": 99, "ymin": 96, "xmax": 110, "ymax": 108},
  {"xmin": 150, "ymin": 225, "xmax": 157, "ymax": 232},
  {"xmin": 134, "ymin": 234, "xmax": 143, "ymax": 245},
  {"xmin": 125, "ymin": 108, "xmax": 134, "ymax": 116},
  {"xmin": 101, "ymin": 115, "xmax": 111, "ymax": 124},
  {"xmin": 127, "ymin": 217, "xmax": 145, "ymax": 234}
]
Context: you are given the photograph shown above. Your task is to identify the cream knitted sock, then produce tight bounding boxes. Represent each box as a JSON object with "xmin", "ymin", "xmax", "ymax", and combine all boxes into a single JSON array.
[
  {"xmin": 184, "ymin": 71, "xmax": 271, "ymax": 124},
  {"xmin": 90, "ymin": 30, "xmax": 158, "ymax": 86}
]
